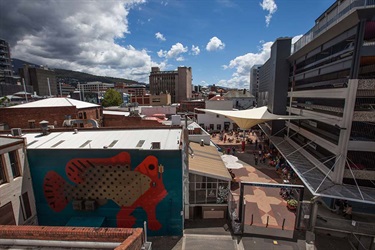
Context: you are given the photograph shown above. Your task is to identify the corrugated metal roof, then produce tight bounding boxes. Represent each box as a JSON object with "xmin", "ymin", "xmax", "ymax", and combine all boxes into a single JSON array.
[
  {"xmin": 23, "ymin": 129, "xmax": 182, "ymax": 150},
  {"xmin": 7, "ymin": 98, "xmax": 100, "ymax": 109},
  {"xmin": 189, "ymin": 142, "xmax": 232, "ymax": 181}
]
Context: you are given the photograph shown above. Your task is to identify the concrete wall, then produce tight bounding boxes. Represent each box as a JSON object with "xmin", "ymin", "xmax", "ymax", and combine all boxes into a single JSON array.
[{"xmin": 140, "ymin": 106, "xmax": 177, "ymax": 117}]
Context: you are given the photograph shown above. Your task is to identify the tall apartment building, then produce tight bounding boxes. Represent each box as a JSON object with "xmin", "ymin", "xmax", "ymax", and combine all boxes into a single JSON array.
[
  {"xmin": 249, "ymin": 64, "xmax": 261, "ymax": 98},
  {"xmin": 0, "ymin": 38, "xmax": 13, "ymax": 83},
  {"xmin": 20, "ymin": 65, "xmax": 57, "ymax": 97},
  {"xmin": 149, "ymin": 66, "xmax": 192, "ymax": 103},
  {"xmin": 258, "ymin": 38, "xmax": 292, "ymax": 135},
  {"xmin": 266, "ymin": 0, "xmax": 375, "ymax": 206}
]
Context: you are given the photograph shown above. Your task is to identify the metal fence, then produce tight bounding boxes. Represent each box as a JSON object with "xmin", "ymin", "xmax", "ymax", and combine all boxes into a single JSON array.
[{"xmin": 316, "ymin": 215, "xmax": 375, "ymax": 236}]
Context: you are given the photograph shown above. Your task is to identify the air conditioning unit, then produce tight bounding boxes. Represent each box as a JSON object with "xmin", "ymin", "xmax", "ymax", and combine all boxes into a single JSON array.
[
  {"xmin": 11, "ymin": 128, "xmax": 22, "ymax": 136},
  {"xmin": 84, "ymin": 200, "xmax": 97, "ymax": 211},
  {"xmin": 72, "ymin": 200, "xmax": 84, "ymax": 210}
]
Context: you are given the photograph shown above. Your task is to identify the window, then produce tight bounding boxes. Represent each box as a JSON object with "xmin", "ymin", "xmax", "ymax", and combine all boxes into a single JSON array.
[
  {"xmin": 83, "ymin": 112, "xmax": 87, "ymax": 119},
  {"xmin": 28, "ymin": 120, "xmax": 35, "ymax": 128},
  {"xmin": 217, "ymin": 124, "xmax": 221, "ymax": 130},
  {"xmin": 20, "ymin": 192, "xmax": 32, "ymax": 220},
  {"xmin": 0, "ymin": 155, "xmax": 8, "ymax": 185},
  {"xmin": 0, "ymin": 202, "xmax": 16, "ymax": 225},
  {"xmin": 9, "ymin": 150, "xmax": 21, "ymax": 178},
  {"xmin": 209, "ymin": 124, "xmax": 214, "ymax": 130}
]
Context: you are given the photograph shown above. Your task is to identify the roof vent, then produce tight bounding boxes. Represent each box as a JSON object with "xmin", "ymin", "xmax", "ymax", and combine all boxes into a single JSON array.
[
  {"xmin": 39, "ymin": 120, "xmax": 49, "ymax": 135},
  {"xmin": 151, "ymin": 142, "xmax": 161, "ymax": 149},
  {"xmin": 11, "ymin": 128, "xmax": 22, "ymax": 136}
]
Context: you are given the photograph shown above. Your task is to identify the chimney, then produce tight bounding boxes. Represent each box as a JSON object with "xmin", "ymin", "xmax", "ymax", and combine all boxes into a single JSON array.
[{"xmin": 39, "ymin": 120, "xmax": 49, "ymax": 135}]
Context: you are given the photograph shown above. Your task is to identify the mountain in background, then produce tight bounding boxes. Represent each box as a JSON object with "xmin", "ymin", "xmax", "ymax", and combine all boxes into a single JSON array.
[{"xmin": 12, "ymin": 58, "xmax": 141, "ymax": 87}]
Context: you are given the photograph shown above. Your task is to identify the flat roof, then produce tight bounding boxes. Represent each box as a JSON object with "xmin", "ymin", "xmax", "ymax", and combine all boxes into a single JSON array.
[
  {"xmin": 0, "ymin": 136, "xmax": 24, "ymax": 148},
  {"xmin": 7, "ymin": 98, "xmax": 100, "ymax": 109},
  {"xmin": 23, "ymin": 129, "xmax": 182, "ymax": 150},
  {"xmin": 189, "ymin": 142, "xmax": 231, "ymax": 181}
]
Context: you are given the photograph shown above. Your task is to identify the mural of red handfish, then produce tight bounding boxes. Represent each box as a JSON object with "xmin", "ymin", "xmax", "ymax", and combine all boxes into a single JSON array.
[{"xmin": 43, "ymin": 152, "xmax": 167, "ymax": 230}]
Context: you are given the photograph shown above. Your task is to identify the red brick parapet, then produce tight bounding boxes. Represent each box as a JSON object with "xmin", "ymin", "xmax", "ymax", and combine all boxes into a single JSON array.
[{"xmin": 0, "ymin": 226, "xmax": 144, "ymax": 250}]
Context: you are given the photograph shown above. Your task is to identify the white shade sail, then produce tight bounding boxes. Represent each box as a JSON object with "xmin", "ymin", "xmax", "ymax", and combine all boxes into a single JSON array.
[{"xmin": 198, "ymin": 106, "xmax": 310, "ymax": 129}]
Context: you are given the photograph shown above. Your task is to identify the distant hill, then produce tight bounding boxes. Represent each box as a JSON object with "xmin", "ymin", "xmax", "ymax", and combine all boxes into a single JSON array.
[{"xmin": 12, "ymin": 58, "xmax": 140, "ymax": 86}]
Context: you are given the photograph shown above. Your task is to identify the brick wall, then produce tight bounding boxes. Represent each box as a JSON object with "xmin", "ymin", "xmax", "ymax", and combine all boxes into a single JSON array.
[
  {"xmin": 0, "ymin": 106, "xmax": 101, "ymax": 129},
  {"xmin": 0, "ymin": 225, "xmax": 144, "ymax": 250},
  {"xmin": 103, "ymin": 114, "xmax": 165, "ymax": 128}
]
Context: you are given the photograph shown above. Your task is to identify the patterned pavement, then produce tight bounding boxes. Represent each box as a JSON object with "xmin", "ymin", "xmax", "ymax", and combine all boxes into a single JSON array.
[{"xmin": 212, "ymin": 132, "xmax": 297, "ymax": 235}]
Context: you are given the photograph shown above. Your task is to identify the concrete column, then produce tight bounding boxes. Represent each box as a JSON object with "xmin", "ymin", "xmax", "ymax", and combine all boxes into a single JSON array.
[
  {"xmin": 332, "ymin": 79, "xmax": 358, "ymax": 184},
  {"xmin": 309, "ymin": 199, "xmax": 319, "ymax": 232}
]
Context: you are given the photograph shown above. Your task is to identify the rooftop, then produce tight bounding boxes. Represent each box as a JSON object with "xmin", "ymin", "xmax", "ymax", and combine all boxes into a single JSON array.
[
  {"xmin": 0, "ymin": 136, "xmax": 24, "ymax": 148},
  {"xmin": 23, "ymin": 128, "xmax": 182, "ymax": 150},
  {"xmin": 7, "ymin": 98, "xmax": 100, "ymax": 109},
  {"xmin": 0, "ymin": 225, "xmax": 144, "ymax": 250},
  {"xmin": 189, "ymin": 142, "xmax": 232, "ymax": 181},
  {"xmin": 224, "ymin": 90, "xmax": 254, "ymax": 98}
]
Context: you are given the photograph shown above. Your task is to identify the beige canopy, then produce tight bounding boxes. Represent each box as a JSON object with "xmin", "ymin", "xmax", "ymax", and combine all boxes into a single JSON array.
[{"xmin": 198, "ymin": 106, "xmax": 309, "ymax": 129}]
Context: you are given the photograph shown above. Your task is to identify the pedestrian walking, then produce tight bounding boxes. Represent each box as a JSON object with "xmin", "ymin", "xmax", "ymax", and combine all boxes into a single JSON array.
[
  {"xmin": 232, "ymin": 146, "xmax": 236, "ymax": 155},
  {"xmin": 255, "ymin": 156, "xmax": 258, "ymax": 165}
]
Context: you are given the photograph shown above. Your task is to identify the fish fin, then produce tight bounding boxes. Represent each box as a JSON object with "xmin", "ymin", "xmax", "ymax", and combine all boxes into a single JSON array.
[
  {"xmin": 43, "ymin": 171, "xmax": 70, "ymax": 212},
  {"xmin": 65, "ymin": 152, "xmax": 131, "ymax": 184}
]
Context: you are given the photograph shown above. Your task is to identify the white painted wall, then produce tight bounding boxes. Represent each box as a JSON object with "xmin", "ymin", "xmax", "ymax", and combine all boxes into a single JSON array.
[{"xmin": 205, "ymin": 100, "xmax": 233, "ymax": 110}]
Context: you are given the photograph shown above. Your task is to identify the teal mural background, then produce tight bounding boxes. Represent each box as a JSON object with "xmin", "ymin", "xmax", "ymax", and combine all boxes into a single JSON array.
[{"xmin": 27, "ymin": 149, "xmax": 183, "ymax": 236}]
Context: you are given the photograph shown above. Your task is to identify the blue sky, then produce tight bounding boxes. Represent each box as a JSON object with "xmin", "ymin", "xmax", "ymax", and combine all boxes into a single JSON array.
[{"xmin": 0, "ymin": 0, "xmax": 334, "ymax": 88}]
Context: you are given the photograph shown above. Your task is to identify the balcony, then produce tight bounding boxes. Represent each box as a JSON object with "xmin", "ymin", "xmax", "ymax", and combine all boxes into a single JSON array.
[{"xmin": 294, "ymin": 0, "xmax": 375, "ymax": 52}]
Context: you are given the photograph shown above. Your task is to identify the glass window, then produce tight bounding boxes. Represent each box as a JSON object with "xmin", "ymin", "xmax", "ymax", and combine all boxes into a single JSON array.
[
  {"xmin": 189, "ymin": 190, "xmax": 195, "ymax": 204},
  {"xmin": 9, "ymin": 150, "xmax": 21, "ymax": 178},
  {"xmin": 217, "ymin": 124, "xmax": 221, "ymax": 130},
  {"xmin": 20, "ymin": 192, "xmax": 32, "ymax": 220},
  {"xmin": 0, "ymin": 155, "xmax": 8, "ymax": 185},
  {"xmin": 196, "ymin": 190, "xmax": 206, "ymax": 203}
]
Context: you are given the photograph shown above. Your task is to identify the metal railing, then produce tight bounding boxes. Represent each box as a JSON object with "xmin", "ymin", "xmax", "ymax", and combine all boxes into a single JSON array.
[
  {"xmin": 294, "ymin": 0, "xmax": 375, "ymax": 52},
  {"xmin": 315, "ymin": 215, "xmax": 375, "ymax": 236}
]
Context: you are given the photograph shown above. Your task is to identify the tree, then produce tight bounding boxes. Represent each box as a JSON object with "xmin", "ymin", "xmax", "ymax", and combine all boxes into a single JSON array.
[{"xmin": 101, "ymin": 89, "xmax": 123, "ymax": 107}]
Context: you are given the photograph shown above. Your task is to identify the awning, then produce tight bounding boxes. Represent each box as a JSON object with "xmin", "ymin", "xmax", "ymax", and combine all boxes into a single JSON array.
[
  {"xmin": 197, "ymin": 106, "xmax": 310, "ymax": 129},
  {"xmin": 189, "ymin": 142, "xmax": 232, "ymax": 181},
  {"xmin": 259, "ymin": 124, "xmax": 375, "ymax": 205}
]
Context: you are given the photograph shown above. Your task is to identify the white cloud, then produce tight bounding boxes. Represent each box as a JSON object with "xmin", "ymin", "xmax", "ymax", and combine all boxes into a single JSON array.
[
  {"xmin": 157, "ymin": 42, "xmax": 188, "ymax": 60},
  {"xmin": 219, "ymin": 35, "xmax": 302, "ymax": 88},
  {"xmin": 259, "ymin": 0, "xmax": 277, "ymax": 27},
  {"xmin": 176, "ymin": 56, "xmax": 184, "ymax": 61},
  {"xmin": 219, "ymin": 41, "xmax": 272, "ymax": 88},
  {"xmin": 206, "ymin": 36, "xmax": 225, "ymax": 51},
  {"xmin": 191, "ymin": 45, "xmax": 200, "ymax": 55},
  {"xmin": 155, "ymin": 32, "xmax": 166, "ymax": 41},
  {"xmin": 0, "ymin": 0, "xmax": 162, "ymax": 83}
]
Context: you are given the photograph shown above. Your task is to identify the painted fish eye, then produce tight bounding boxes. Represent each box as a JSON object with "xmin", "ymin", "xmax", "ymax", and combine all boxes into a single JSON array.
[{"xmin": 148, "ymin": 164, "xmax": 155, "ymax": 170}]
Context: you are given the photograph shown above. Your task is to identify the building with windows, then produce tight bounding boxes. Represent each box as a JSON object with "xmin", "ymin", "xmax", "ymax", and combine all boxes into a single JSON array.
[
  {"xmin": 197, "ymin": 96, "xmax": 235, "ymax": 132},
  {"xmin": 259, "ymin": 0, "xmax": 375, "ymax": 211},
  {"xmin": 19, "ymin": 64, "xmax": 57, "ymax": 97},
  {"xmin": 0, "ymin": 38, "xmax": 13, "ymax": 83},
  {"xmin": 0, "ymin": 97, "xmax": 102, "ymax": 129},
  {"xmin": 249, "ymin": 64, "xmax": 261, "ymax": 98},
  {"xmin": 149, "ymin": 67, "xmax": 192, "ymax": 103},
  {"xmin": 0, "ymin": 136, "xmax": 37, "ymax": 226},
  {"xmin": 258, "ymin": 37, "xmax": 292, "ymax": 135}
]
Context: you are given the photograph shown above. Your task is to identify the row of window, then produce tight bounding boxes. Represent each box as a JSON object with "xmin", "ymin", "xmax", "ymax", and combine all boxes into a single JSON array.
[{"xmin": 0, "ymin": 150, "xmax": 21, "ymax": 185}]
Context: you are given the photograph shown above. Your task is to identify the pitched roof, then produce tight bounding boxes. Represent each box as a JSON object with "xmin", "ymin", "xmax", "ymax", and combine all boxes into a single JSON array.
[{"xmin": 8, "ymin": 97, "xmax": 100, "ymax": 109}]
